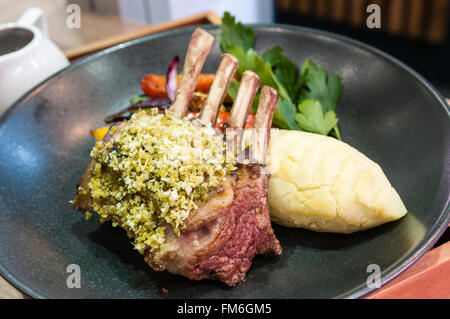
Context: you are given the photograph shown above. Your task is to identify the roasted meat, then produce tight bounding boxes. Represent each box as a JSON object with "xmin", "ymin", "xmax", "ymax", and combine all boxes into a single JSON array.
[{"xmin": 73, "ymin": 28, "xmax": 281, "ymax": 286}]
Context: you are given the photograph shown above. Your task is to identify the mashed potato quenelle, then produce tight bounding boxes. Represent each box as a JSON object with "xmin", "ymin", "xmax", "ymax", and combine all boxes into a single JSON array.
[{"xmin": 266, "ymin": 130, "xmax": 407, "ymax": 233}]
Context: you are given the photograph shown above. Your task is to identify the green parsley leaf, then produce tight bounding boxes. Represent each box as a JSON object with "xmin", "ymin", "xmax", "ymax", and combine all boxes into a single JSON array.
[
  {"xmin": 299, "ymin": 59, "xmax": 343, "ymax": 112},
  {"xmin": 218, "ymin": 12, "xmax": 255, "ymax": 53},
  {"xmin": 295, "ymin": 99, "xmax": 338, "ymax": 136},
  {"xmin": 273, "ymin": 98, "xmax": 300, "ymax": 130},
  {"xmin": 227, "ymin": 45, "xmax": 277, "ymax": 88},
  {"xmin": 298, "ymin": 60, "xmax": 343, "ymax": 139},
  {"xmin": 227, "ymin": 78, "xmax": 239, "ymax": 101},
  {"xmin": 261, "ymin": 45, "xmax": 283, "ymax": 65},
  {"xmin": 262, "ymin": 46, "xmax": 300, "ymax": 101}
]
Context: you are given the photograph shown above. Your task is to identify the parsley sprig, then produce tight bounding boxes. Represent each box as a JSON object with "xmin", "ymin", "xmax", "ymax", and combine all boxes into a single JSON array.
[{"xmin": 218, "ymin": 12, "xmax": 343, "ymax": 139}]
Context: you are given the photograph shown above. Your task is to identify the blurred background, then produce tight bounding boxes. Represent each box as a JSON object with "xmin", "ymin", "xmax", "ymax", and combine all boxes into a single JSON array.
[{"xmin": 0, "ymin": 0, "xmax": 449, "ymax": 96}]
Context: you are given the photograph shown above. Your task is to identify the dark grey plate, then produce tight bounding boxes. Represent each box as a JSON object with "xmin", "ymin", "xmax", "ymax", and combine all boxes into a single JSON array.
[{"xmin": 0, "ymin": 25, "xmax": 449, "ymax": 299}]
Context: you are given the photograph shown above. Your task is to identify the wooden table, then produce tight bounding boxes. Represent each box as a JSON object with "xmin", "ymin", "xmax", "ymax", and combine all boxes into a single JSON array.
[
  {"xmin": 64, "ymin": 11, "xmax": 221, "ymax": 61},
  {"xmin": 0, "ymin": 11, "xmax": 449, "ymax": 300}
]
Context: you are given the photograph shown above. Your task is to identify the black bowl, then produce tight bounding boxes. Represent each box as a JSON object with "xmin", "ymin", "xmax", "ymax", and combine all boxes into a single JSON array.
[{"xmin": 0, "ymin": 25, "xmax": 449, "ymax": 299}]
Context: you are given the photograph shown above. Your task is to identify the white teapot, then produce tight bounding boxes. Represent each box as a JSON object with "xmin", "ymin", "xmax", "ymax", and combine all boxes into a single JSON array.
[{"xmin": 0, "ymin": 8, "xmax": 69, "ymax": 114}]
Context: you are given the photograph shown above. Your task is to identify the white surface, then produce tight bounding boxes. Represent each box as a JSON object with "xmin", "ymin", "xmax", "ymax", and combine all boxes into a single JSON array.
[
  {"xmin": 118, "ymin": 0, "xmax": 274, "ymax": 24},
  {"xmin": 166, "ymin": 0, "xmax": 274, "ymax": 24}
]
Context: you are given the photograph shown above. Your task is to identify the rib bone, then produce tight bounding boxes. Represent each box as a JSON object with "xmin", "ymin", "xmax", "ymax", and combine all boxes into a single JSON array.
[
  {"xmin": 250, "ymin": 86, "xmax": 278, "ymax": 165},
  {"xmin": 225, "ymin": 71, "xmax": 260, "ymax": 153},
  {"xmin": 169, "ymin": 28, "xmax": 214, "ymax": 118},
  {"xmin": 199, "ymin": 54, "xmax": 238, "ymax": 125}
]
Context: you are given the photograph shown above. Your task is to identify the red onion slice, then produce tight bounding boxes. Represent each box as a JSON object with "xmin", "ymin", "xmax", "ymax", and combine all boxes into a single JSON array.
[{"xmin": 166, "ymin": 56, "xmax": 180, "ymax": 102}]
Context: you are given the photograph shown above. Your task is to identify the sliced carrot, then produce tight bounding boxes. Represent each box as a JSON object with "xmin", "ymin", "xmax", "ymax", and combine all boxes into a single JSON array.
[
  {"xmin": 141, "ymin": 74, "xmax": 216, "ymax": 99},
  {"xmin": 214, "ymin": 112, "xmax": 255, "ymax": 130},
  {"xmin": 141, "ymin": 74, "xmax": 167, "ymax": 99},
  {"xmin": 245, "ymin": 114, "xmax": 256, "ymax": 130},
  {"xmin": 215, "ymin": 112, "xmax": 230, "ymax": 130},
  {"xmin": 192, "ymin": 74, "xmax": 215, "ymax": 93}
]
